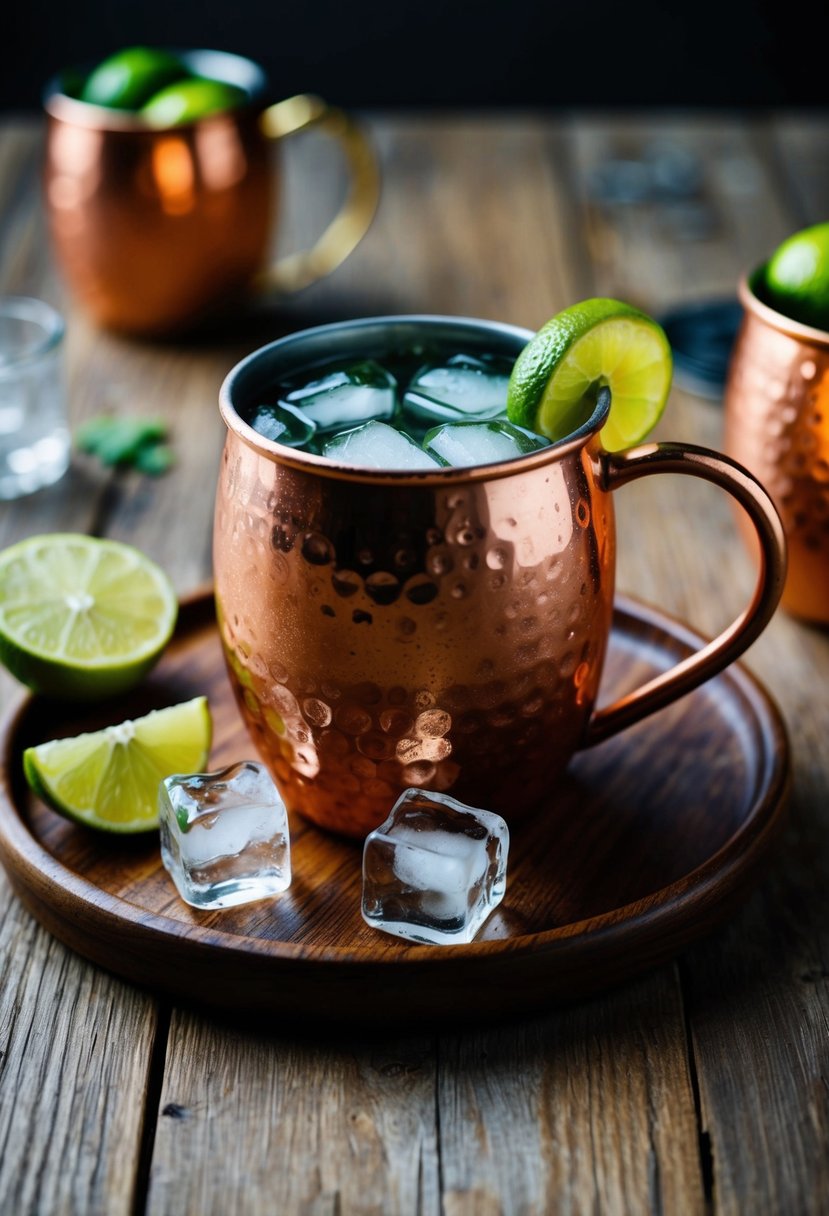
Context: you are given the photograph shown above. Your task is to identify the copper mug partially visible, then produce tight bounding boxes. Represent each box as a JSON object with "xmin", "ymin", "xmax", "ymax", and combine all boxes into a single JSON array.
[
  {"xmin": 724, "ymin": 272, "xmax": 829, "ymax": 624},
  {"xmin": 214, "ymin": 316, "xmax": 786, "ymax": 838},
  {"xmin": 43, "ymin": 51, "xmax": 379, "ymax": 336}
]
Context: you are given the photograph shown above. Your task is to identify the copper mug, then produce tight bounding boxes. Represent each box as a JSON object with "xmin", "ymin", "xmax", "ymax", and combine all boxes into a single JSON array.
[
  {"xmin": 724, "ymin": 272, "xmax": 829, "ymax": 624},
  {"xmin": 214, "ymin": 316, "xmax": 786, "ymax": 838},
  {"xmin": 43, "ymin": 51, "xmax": 379, "ymax": 335}
]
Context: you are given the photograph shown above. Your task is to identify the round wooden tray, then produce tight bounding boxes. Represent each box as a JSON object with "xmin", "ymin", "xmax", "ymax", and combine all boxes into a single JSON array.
[{"xmin": 0, "ymin": 591, "xmax": 790, "ymax": 1025}]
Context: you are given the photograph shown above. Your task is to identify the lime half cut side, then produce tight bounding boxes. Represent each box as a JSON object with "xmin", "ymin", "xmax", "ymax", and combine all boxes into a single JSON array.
[
  {"xmin": 23, "ymin": 696, "xmax": 212, "ymax": 833},
  {"xmin": 0, "ymin": 534, "xmax": 178, "ymax": 699},
  {"xmin": 507, "ymin": 298, "xmax": 673, "ymax": 452}
]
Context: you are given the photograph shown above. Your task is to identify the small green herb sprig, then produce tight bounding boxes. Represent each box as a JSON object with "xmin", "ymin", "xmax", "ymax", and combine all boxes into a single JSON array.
[{"xmin": 76, "ymin": 416, "xmax": 174, "ymax": 475}]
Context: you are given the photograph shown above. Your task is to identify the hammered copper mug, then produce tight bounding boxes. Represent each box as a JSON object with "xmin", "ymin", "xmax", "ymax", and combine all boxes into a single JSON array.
[
  {"xmin": 214, "ymin": 316, "xmax": 786, "ymax": 838},
  {"xmin": 725, "ymin": 271, "xmax": 829, "ymax": 624},
  {"xmin": 43, "ymin": 50, "xmax": 379, "ymax": 335}
]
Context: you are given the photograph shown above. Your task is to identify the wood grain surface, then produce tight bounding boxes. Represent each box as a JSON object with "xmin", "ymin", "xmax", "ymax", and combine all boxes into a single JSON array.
[
  {"xmin": 0, "ymin": 591, "xmax": 788, "ymax": 1022},
  {"xmin": 0, "ymin": 110, "xmax": 827, "ymax": 1214}
]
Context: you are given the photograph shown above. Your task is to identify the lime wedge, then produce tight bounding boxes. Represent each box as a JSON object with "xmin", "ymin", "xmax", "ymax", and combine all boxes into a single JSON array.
[
  {"xmin": 507, "ymin": 298, "xmax": 673, "ymax": 451},
  {"xmin": 0, "ymin": 534, "xmax": 177, "ymax": 699},
  {"xmin": 23, "ymin": 697, "xmax": 212, "ymax": 833}
]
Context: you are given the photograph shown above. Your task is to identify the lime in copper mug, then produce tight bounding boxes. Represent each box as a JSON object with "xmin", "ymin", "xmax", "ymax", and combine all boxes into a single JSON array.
[
  {"xmin": 214, "ymin": 316, "xmax": 786, "ymax": 838},
  {"xmin": 43, "ymin": 50, "xmax": 379, "ymax": 336},
  {"xmin": 725, "ymin": 271, "xmax": 829, "ymax": 624}
]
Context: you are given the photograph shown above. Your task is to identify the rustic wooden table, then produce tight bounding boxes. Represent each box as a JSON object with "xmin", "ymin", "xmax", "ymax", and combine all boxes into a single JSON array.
[{"xmin": 0, "ymin": 111, "xmax": 827, "ymax": 1215}]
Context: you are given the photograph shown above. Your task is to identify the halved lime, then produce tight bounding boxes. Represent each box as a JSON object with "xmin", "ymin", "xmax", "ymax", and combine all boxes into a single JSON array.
[
  {"xmin": 0, "ymin": 534, "xmax": 177, "ymax": 699},
  {"xmin": 140, "ymin": 78, "xmax": 248, "ymax": 127},
  {"xmin": 80, "ymin": 47, "xmax": 187, "ymax": 111},
  {"xmin": 23, "ymin": 697, "xmax": 212, "ymax": 833},
  {"xmin": 507, "ymin": 298, "xmax": 673, "ymax": 451}
]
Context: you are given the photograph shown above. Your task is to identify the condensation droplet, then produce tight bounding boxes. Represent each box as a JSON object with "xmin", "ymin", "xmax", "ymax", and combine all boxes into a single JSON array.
[
  {"xmin": 574, "ymin": 661, "xmax": 590, "ymax": 687},
  {"xmin": 301, "ymin": 532, "xmax": 335, "ymax": 565},
  {"xmin": 353, "ymin": 681, "xmax": 383, "ymax": 706},
  {"xmin": 405, "ymin": 576, "xmax": 438, "ymax": 605},
  {"xmin": 450, "ymin": 581, "xmax": 468, "ymax": 599},
  {"xmin": 332, "ymin": 569, "xmax": 361, "ymax": 598},
  {"xmin": 576, "ymin": 498, "xmax": 590, "ymax": 528},
  {"xmin": 427, "ymin": 549, "xmax": 454, "ymax": 577},
  {"xmin": 416, "ymin": 709, "xmax": 452, "ymax": 737},
  {"xmin": 334, "ymin": 704, "xmax": 373, "ymax": 735},
  {"xmin": 357, "ymin": 731, "xmax": 394, "ymax": 760},
  {"xmin": 303, "ymin": 697, "xmax": 332, "ymax": 727},
  {"xmin": 380, "ymin": 707, "xmax": 414, "ymax": 734},
  {"xmin": 402, "ymin": 761, "xmax": 437, "ymax": 786},
  {"xmin": 365, "ymin": 571, "xmax": 401, "ymax": 605},
  {"xmin": 801, "ymin": 360, "xmax": 817, "ymax": 380},
  {"xmin": 487, "ymin": 545, "xmax": 509, "ymax": 570}
]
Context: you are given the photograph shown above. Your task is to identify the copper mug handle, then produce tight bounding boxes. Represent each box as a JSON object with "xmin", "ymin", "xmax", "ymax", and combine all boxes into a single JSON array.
[
  {"xmin": 258, "ymin": 94, "xmax": 380, "ymax": 293},
  {"xmin": 583, "ymin": 442, "xmax": 788, "ymax": 747}
]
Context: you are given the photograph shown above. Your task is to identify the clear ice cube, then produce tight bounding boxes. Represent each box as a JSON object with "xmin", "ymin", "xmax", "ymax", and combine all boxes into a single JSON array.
[
  {"xmin": 424, "ymin": 419, "xmax": 549, "ymax": 468},
  {"xmin": 248, "ymin": 402, "xmax": 316, "ymax": 448},
  {"xmin": 159, "ymin": 761, "xmax": 291, "ymax": 909},
  {"xmin": 402, "ymin": 355, "xmax": 510, "ymax": 426},
  {"xmin": 283, "ymin": 360, "xmax": 397, "ymax": 434},
  {"xmin": 362, "ymin": 789, "xmax": 509, "ymax": 945},
  {"xmin": 323, "ymin": 421, "xmax": 442, "ymax": 470}
]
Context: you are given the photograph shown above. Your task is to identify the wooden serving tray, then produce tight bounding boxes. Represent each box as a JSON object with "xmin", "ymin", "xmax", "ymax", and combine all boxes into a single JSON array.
[{"xmin": 0, "ymin": 591, "xmax": 790, "ymax": 1025}]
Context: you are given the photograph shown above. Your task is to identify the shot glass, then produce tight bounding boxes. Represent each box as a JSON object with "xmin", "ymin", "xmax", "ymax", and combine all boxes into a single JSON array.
[{"xmin": 0, "ymin": 296, "xmax": 70, "ymax": 499}]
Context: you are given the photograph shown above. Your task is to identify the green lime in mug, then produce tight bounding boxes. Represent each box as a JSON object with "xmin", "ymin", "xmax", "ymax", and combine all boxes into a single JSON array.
[{"xmin": 44, "ymin": 48, "xmax": 380, "ymax": 335}]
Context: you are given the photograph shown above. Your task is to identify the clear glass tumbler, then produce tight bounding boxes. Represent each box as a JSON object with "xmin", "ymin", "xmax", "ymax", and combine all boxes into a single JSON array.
[{"xmin": 0, "ymin": 297, "xmax": 70, "ymax": 499}]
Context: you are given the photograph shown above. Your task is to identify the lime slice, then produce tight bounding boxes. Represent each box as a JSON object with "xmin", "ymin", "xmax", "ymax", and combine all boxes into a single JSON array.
[
  {"xmin": 140, "ymin": 78, "xmax": 248, "ymax": 127},
  {"xmin": 763, "ymin": 222, "xmax": 829, "ymax": 331},
  {"xmin": 80, "ymin": 47, "xmax": 187, "ymax": 110},
  {"xmin": 507, "ymin": 298, "xmax": 673, "ymax": 451},
  {"xmin": 23, "ymin": 697, "xmax": 212, "ymax": 833},
  {"xmin": 0, "ymin": 534, "xmax": 177, "ymax": 699}
]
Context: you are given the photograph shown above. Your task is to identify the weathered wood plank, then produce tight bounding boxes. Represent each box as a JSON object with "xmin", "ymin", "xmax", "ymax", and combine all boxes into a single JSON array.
[
  {"xmin": 438, "ymin": 973, "xmax": 704, "ymax": 1216},
  {"xmin": 569, "ymin": 112, "xmax": 829, "ymax": 1216},
  {"xmin": 146, "ymin": 1013, "xmax": 440, "ymax": 1216},
  {"xmin": 0, "ymin": 122, "xmax": 162, "ymax": 1216},
  {"xmin": 0, "ymin": 878, "xmax": 161, "ymax": 1216}
]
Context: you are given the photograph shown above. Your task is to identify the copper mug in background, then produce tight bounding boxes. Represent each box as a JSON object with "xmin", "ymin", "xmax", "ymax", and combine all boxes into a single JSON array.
[
  {"xmin": 43, "ymin": 50, "xmax": 380, "ymax": 336},
  {"xmin": 724, "ymin": 271, "xmax": 829, "ymax": 624},
  {"xmin": 215, "ymin": 316, "xmax": 786, "ymax": 839}
]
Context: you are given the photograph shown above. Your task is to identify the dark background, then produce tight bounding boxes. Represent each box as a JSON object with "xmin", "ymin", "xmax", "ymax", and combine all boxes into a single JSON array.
[{"xmin": 5, "ymin": 0, "xmax": 828, "ymax": 110}]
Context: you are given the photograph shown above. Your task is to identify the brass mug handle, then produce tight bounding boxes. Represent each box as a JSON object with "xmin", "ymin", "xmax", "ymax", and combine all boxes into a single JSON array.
[
  {"xmin": 582, "ymin": 442, "xmax": 787, "ymax": 747},
  {"xmin": 258, "ymin": 94, "xmax": 380, "ymax": 293}
]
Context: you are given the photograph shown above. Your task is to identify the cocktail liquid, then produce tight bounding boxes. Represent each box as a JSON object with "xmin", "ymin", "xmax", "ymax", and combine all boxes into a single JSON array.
[{"xmin": 242, "ymin": 349, "xmax": 551, "ymax": 470}]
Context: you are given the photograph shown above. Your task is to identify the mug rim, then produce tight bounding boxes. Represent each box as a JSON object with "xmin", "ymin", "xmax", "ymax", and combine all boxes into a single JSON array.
[
  {"xmin": 740, "ymin": 268, "xmax": 829, "ymax": 348},
  {"xmin": 218, "ymin": 314, "xmax": 612, "ymax": 487},
  {"xmin": 43, "ymin": 48, "xmax": 267, "ymax": 133}
]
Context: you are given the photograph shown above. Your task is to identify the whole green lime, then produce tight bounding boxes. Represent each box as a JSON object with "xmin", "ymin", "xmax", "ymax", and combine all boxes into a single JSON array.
[
  {"xmin": 140, "ymin": 78, "xmax": 248, "ymax": 126},
  {"xmin": 80, "ymin": 47, "xmax": 187, "ymax": 110},
  {"xmin": 763, "ymin": 222, "xmax": 829, "ymax": 332}
]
